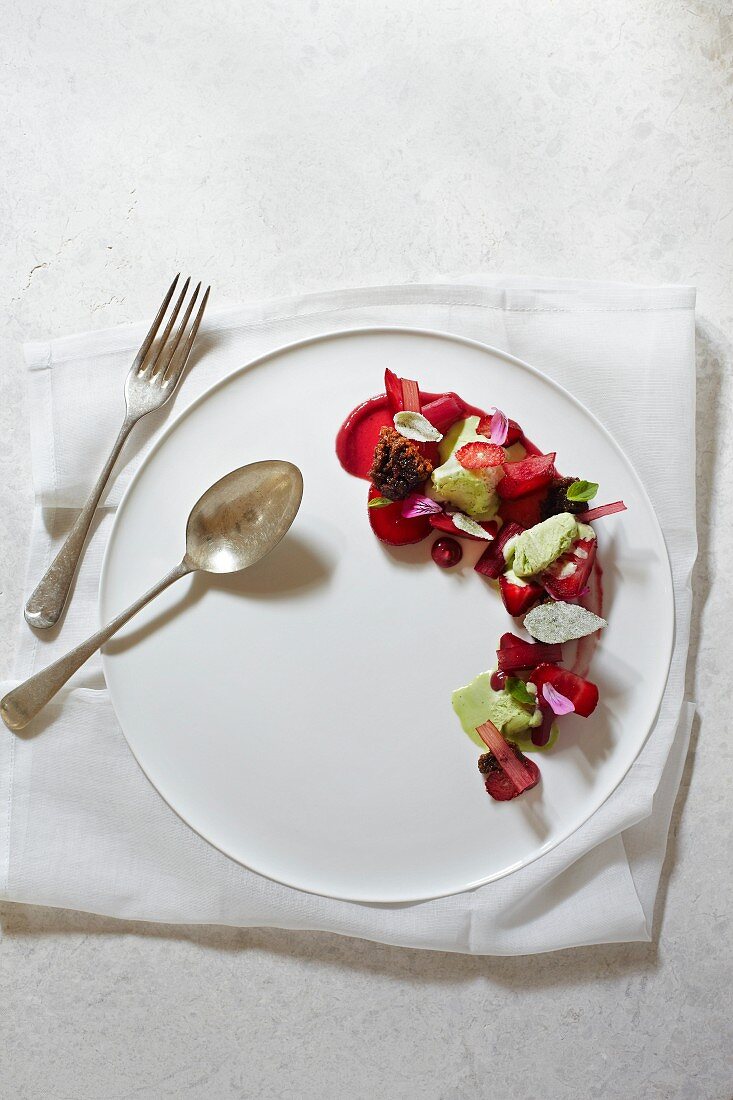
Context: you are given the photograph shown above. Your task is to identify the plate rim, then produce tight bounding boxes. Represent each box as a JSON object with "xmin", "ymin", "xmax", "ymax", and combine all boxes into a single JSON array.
[{"xmin": 100, "ymin": 325, "xmax": 675, "ymax": 903}]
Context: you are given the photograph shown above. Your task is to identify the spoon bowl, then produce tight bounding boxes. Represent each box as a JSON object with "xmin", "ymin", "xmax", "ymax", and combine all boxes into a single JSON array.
[{"xmin": 185, "ymin": 461, "xmax": 304, "ymax": 574}]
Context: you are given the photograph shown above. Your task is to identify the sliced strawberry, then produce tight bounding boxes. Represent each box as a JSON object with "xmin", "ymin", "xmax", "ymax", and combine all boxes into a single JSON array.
[
  {"xmin": 498, "ymin": 575, "xmax": 544, "ymax": 617},
  {"xmin": 384, "ymin": 368, "xmax": 403, "ymax": 414},
  {"xmin": 497, "ymin": 453, "xmax": 556, "ymax": 500},
  {"xmin": 428, "ymin": 514, "xmax": 498, "ymax": 541},
  {"xmin": 541, "ymin": 537, "xmax": 597, "ymax": 601},
  {"xmin": 476, "ymin": 720, "xmax": 540, "ymax": 799},
  {"xmin": 529, "ymin": 664, "xmax": 599, "ymax": 718},
  {"xmin": 456, "ymin": 441, "xmax": 505, "ymax": 470},
  {"xmin": 421, "ymin": 393, "xmax": 466, "ymax": 434},
  {"xmin": 367, "ymin": 485, "xmax": 431, "ymax": 546},
  {"xmin": 575, "ymin": 500, "xmax": 627, "ymax": 523},
  {"xmin": 474, "ymin": 521, "xmax": 524, "ymax": 579},
  {"xmin": 498, "ymin": 489, "xmax": 548, "ymax": 528},
  {"xmin": 497, "ymin": 638, "xmax": 563, "ymax": 672}
]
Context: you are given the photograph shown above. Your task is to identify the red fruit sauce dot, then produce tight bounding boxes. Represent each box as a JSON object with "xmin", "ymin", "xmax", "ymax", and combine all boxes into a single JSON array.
[
  {"xmin": 490, "ymin": 670, "xmax": 506, "ymax": 691},
  {"xmin": 431, "ymin": 537, "xmax": 463, "ymax": 569}
]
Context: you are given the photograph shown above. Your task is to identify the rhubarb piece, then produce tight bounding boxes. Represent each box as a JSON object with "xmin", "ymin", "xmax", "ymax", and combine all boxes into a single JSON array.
[
  {"xmin": 530, "ymin": 664, "xmax": 599, "ymax": 718},
  {"xmin": 431, "ymin": 537, "xmax": 462, "ymax": 568},
  {"xmin": 474, "ymin": 521, "xmax": 525, "ymax": 579},
  {"xmin": 429, "ymin": 513, "xmax": 498, "ymax": 541},
  {"xmin": 511, "ymin": 512, "xmax": 579, "ymax": 578},
  {"xmin": 401, "ymin": 377, "xmax": 421, "ymax": 413},
  {"xmin": 456, "ymin": 441, "xmax": 505, "ymax": 470},
  {"xmin": 499, "ymin": 632, "xmax": 526, "ymax": 650},
  {"xmin": 499, "ymin": 573, "xmax": 544, "ymax": 617},
  {"xmin": 478, "ymin": 750, "xmax": 541, "ymax": 801},
  {"xmin": 575, "ymin": 500, "xmax": 627, "ymax": 523},
  {"xmin": 497, "ymin": 638, "xmax": 563, "ymax": 673},
  {"xmin": 367, "ymin": 484, "xmax": 432, "ymax": 545},
  {"xmin": 541, "ymin": 475, "xmax": 589, "ymax": 519},
  {"xmin": 476, "ymin": 720, "xmax": 540, "ymax": 799},
  {"xmin": 497, "ymin": 453, "xmax": 556, "ymax": 500},
  {"xmin": 524, "ymin": 601, "xmax": 607, "ymax": 644},
  {"xmin": 541, "ymin": 537, "xmax": 597, "ymax": 601},
  {"xmin": 421, "ymin": 393, "xmax": 466, "ymax": 434},
  {"xmin": 369, "ymin": 426, "xmax": 434, "ymax": 501},
  {"xmin": 505, "ymin": 419, "xmax": 523, "ymax": 446},
  {"xmin": 384, "ymin": 368, "xmax": 403, "ymax": 413},
  {"xmin": 499, "ymin": 489, "xmax": 548, "ymax": 529}
]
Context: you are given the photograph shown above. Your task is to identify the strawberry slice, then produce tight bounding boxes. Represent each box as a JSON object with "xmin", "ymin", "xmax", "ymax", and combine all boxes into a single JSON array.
[
  {"xmin": 498, "ymin": 575, "xmax": 544, "ymax": 617},
  {"xmin": 541, "ymin": 537, "xmax": 597, "ymax": 601},
  {"xmin": 497, "ymin": 638, "xmax": 563, "ymax": 672},
  {"xmin": 456, "ymin": 441, "xmax": 505, "ymax": 470},
  {"xmin": 421, "ymin": 393, "xmax": 466, "ymax": 434},
  {"xmin": 498, "ymin": 488, "xmax": 548, "ymax": 528},
  {"xmin": 428, "ymin": 514, "xmax": 498, "ymax": 541},
  {"xmin": 529, "ymin": 664, "xmax": 599, "ymax": 718},
  {"xmin": 474, "ymin": 521, "xmax": 524, "ymax": 579},
  {"xmin": 497, "ymin": 453, "xmax": 556, "ymax": 500},
  {"xmin": 476, "ymin": 720, "xmax": 540, "ymax": 799},
  {"xmin": 367, "ymin": 485, "xmax": 432, "ymax": 546},
  {"xmin": 384, "ymin": 368, "xmax": 403, "ymax": 413}
]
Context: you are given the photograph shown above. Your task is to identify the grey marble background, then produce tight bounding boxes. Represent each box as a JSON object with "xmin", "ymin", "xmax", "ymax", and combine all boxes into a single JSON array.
[{"xmin": 1, "ymin": 2, "xmax": 731, "ymax": 1097}]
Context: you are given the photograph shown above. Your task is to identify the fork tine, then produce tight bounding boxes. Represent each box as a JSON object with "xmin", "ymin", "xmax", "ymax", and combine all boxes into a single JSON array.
[
  {"xmin": 163, "ymin": 285, "xmax": 210, "ymax": 385},
  {"xmin": 146, "ymin": 276, "xmax": 191, "ymax": 376},
  {"xmin": 132, "ymin": 274, "xmax": 180, "ymax": 373}
]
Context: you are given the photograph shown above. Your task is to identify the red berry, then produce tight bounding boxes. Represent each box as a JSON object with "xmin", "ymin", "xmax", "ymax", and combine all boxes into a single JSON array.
[
  {"xmin": 367, "ymin": 485, "xmax": 431, "ymax": 546},
  {"xmin": 490, "ymin": 669, "xmax": 506, "ymax": 691},
  {"xmin": 498, "ymin": 575, "xmax": 544, "ymax": 617},
  {"xmin": 431, "ymin": 537, "xmax": 462, "ymax": 568},
  {"xmin": 497, "ymin": 453, "xmax": 557, "ymax": 500},
  {"xmin": 456, "ymin": 441, "xmax": 505, "ymax": 470}
]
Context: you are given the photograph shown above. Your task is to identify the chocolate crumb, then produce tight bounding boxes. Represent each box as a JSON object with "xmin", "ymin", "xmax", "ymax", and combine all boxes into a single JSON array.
[{"xmin": 369, "ymin": 426, "xmax": 434, "ymax": 501}]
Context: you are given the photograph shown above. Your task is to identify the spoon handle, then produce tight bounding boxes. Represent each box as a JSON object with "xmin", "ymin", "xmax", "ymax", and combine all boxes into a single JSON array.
[{"xmin": 1, "ymin": 560, "xmax": 191, "ymax": 732}]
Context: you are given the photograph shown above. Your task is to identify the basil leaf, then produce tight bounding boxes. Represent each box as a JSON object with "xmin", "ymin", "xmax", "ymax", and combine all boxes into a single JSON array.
[
  {"xmin": 368, "ymin": 496, "xmax": 393, "ymax": 509},
  {"xmin": 505, "ymin": 676, "xmax": 537, "ymax": 707},
  {"xmin": 567, "ymin": 480, "xmax": 599, "ymax": 503}
]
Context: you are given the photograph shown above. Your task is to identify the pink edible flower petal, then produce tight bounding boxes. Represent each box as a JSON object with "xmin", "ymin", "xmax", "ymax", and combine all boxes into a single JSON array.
[
  {"xmin": 489, "ymin": 408, "xmax": 509, "ymax": 446},
  {"xmin": 401, "ymin": 494, "xmax": 443, "ymax": 519},
  {"xmin": 542, "ymin": 682, "xmax": 576, "ymax": 716}
]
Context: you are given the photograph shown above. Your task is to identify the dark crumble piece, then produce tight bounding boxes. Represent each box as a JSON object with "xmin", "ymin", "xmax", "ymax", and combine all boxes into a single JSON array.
[
  {"xmin": 369, "ymin": 426, "xmax": 434, "ymax": 501},
  {"xmin": 541, "ymin": 475, "xmax": 586, "ymax": 519},
  {"xmin": 477, "ymin": 742, "xmax": 524, "ymax": 774}
]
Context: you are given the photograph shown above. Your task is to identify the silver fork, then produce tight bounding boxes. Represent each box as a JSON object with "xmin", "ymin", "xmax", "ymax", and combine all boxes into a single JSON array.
[{"xmin": 25, "ymin": 275, "xmax": 211, "ymax": 630}]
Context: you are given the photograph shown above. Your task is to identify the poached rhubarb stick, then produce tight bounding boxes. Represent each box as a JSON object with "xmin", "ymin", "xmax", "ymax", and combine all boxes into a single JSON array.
[
  {"xmin": 401, "ymin": 378, "xmax": 421, "ymax": 413},
  {"xmin": 575, "ymin": 500, "xmax": 627, "ymax": 523},
  {"xmin": 476, "ymin": 720, "xmax": 538, "ymax": 794}
]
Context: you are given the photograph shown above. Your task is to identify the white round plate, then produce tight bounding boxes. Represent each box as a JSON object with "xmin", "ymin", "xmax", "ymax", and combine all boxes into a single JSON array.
[{"xmin": 100, "ymin": 328, "xmax": 673, "ymax": 903}]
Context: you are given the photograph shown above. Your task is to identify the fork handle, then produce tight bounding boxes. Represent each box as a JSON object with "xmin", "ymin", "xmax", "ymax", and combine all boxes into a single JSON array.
[
  {"xmin": 3, "ymin": 560, "xmax": 191, "ymax": 731},
  {"xmin": 24, "ymin": 417, "xmax": 137, "ymax": 630}
]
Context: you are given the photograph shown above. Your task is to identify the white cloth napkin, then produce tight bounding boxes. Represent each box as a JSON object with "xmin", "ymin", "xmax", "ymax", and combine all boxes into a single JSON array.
[{"xmin": 0, "ymin": 278, "xmax": 696, "ymax": 954}]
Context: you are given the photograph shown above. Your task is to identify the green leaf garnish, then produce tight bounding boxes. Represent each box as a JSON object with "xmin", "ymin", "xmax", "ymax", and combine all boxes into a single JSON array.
[
  {"xmin": 567, "ymin": 480, "xmax": 599, "ymax": 503},
  {"xmin": 368, "ymin": 496, "xmax": 393, "ymax": 509},
  {"xmin": 505, "ymin": 677, "xmax": 537, "ymax": 707}
]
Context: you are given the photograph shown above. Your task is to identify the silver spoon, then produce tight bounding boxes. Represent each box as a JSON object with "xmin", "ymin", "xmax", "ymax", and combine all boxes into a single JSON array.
[{"xmin": 1, "ymin": 461, "xmax": 303, "ymax": 732}]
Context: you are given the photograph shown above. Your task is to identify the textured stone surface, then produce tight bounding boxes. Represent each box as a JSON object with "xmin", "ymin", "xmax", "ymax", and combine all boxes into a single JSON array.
[{"xmin": 1, "ymin": 1, "xmax": 731, "ymax": 1097}]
